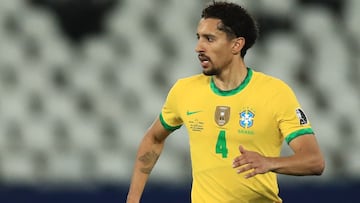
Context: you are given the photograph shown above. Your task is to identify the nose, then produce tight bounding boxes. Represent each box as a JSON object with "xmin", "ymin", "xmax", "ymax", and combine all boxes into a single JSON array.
[{"xmin": 195, "ymin": 40, "xmax": 204, "ymax": 53}]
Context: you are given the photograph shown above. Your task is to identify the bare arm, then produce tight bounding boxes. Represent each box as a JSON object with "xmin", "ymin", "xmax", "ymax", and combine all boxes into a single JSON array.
[
  {"xmin": 232, "ymin": 134, "xmax": 325, "ymax": 178},
  {"xmin": 126, "ymin": 117, "xmax": 172, "ymax": 203}
]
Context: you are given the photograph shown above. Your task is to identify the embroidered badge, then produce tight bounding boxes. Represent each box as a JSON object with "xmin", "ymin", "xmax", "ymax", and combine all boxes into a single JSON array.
[
  {"xmin": 239, "ymin": 110, "xmax": 255, "ymax": 128},
  {"xmin": 296, "ymin": 108, "xmax": 308, "ymax": 125},
  {"xmin": 215, "ymin": 106, "xmax": 230, "ymax": 126}
]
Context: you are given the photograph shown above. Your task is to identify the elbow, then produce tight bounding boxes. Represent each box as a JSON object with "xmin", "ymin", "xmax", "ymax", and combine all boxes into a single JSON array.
[{"xmin": 312, "ymin": 157, "xmax": 325, "ymax": 176}]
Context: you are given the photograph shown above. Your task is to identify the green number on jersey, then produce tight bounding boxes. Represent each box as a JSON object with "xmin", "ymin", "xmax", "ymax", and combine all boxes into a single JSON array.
[{"xmin": 215, "ymin": 130, "xmax": 228, "ymax": 158}]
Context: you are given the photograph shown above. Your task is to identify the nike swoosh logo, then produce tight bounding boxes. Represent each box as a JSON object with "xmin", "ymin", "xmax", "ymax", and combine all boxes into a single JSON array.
[{"xmin": 186, "ymin": 110, "xmax": 202, "ymax": 115}]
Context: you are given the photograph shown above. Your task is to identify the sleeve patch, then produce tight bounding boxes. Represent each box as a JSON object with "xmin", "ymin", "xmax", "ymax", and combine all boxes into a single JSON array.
[{"xmin": 296, "ymin": 108, "xmax": 308, "ymax": 125}]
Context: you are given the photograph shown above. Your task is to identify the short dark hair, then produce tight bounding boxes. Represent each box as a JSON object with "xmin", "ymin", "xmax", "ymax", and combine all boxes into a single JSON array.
[{"xmin": 201, "ymin": 1, "xmax": 259, "ymax": 57}]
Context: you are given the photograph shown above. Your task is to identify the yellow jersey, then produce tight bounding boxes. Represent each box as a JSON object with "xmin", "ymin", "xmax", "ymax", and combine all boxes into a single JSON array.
[{"xmin": 160, "ymin": 68, "xmax": 313, "ymax": 203}]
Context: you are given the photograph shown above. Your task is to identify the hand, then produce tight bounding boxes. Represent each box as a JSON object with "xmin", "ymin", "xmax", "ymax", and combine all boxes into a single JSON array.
[{"xmin": 232, "ymin": 145, "xmax": 272, "ymax": 178}]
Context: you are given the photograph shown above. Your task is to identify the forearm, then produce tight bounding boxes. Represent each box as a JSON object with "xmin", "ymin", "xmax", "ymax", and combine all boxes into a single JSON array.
[
  {"xmin": 127, "ymin": 134, "xmax": 165, "ymax": 202},
  {"xmin": 269, "ymin": 152, "xmax": 324, "ymax": 176},
  {"xmin": 234, "ymin": 135, "xmax": 324, "ymax": 178},
  {"xmin": 270, "ymin": 135, "xmax": 325, "ymax": 176}
]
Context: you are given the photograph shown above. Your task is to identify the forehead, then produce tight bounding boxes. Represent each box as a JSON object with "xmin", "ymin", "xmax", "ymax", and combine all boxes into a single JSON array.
[{"xmin": 197, "ymin": 18, "xmax": 223, "ymax": 34}]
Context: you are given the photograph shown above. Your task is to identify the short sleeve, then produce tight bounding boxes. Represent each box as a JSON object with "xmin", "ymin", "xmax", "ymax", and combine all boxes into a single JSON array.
[
  {"xmin": 272, "ymin": 82, "xmax": 314, "ymax": 144},
  {"xmin": 160, "ymin": 81, "xmax": 183, "ymax": 131}
]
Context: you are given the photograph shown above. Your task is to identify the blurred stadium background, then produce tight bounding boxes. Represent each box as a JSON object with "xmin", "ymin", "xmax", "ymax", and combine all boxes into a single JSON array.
[{"xmin": 0, "ymin": 0, "xmax": 359, "ymax": 202}]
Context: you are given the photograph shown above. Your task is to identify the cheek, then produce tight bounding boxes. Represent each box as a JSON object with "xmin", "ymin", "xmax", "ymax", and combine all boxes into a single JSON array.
[
  {"xmin": 209, "ymin": 43, "xmax": 233, "ymax": 64},
  {"xmin": 213, "ymin": 49, "xmax": 232, "ymax": 63},
  {"xmin": 213, "ymin": 43, "xmax": 232, "ymax": 56}
]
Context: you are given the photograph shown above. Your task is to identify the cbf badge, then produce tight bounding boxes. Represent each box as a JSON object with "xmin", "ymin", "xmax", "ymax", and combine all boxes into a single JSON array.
[
  {"xmin": 239, "ymin": 110, "xmax": 255, "ymax": 128},
  {"xmin": 215, "ymin": 106, "xmax": 230, "ymax": 126}
]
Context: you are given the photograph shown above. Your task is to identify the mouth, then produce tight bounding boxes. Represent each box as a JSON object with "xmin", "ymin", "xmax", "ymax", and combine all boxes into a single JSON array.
[{"xmin": 198, "ymin": 54, "xmax": 210, "ymax": 67}]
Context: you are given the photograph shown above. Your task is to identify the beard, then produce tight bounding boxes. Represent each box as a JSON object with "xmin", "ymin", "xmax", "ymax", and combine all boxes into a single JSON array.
[
  {"xmin": 199, "ymin": 53, "xmax": 220, "ymax": 76},
  {"xmin": 202, "ymin": 66, "xmax": 221, "ymax": 76}
]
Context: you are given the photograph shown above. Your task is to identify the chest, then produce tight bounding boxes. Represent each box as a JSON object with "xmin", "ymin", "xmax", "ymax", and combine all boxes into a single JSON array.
[
  {"xmin": 179, "ymin": 93, "xmax": 283, "ymax": 159},
  {"xmin": 180, "ymin": 93, "xmax": 276, "ymax": 134}
]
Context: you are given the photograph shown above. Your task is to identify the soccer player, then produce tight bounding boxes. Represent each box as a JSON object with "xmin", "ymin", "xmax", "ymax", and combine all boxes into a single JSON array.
[{"xmin": 127, "ymin": 1, "xmax": 325, "ymax": 203}]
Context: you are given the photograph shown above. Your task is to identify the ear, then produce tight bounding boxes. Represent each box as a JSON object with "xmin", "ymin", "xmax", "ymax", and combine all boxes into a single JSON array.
[{"xmin": 231, "ymin": 37, "xmax": 245, "ymax": 55}]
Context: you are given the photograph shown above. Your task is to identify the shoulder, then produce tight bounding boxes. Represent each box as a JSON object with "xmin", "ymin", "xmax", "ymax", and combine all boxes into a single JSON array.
[
  {"xmin": 173, "ymin": 74, "xmax": 209, "ymax": 88},
  {"xmin": 251, "ymin": 70, "xmax": 293, "ymax": 93},
  {"xmin": 166, "ymin": 74, "xmax": 209, "ymax": 97}
]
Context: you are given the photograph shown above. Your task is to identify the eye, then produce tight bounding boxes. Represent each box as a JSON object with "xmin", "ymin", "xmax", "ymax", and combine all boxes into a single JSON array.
[{"xmin": 207, "ymin": 36, "xmax": 214, "ymax": 42}]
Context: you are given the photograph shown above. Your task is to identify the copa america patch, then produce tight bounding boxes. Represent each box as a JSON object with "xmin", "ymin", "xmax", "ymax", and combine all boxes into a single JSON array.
[
  {"xmin": 215, "ymin": 106, "xmax": 230, "ymax": 126},
  {"xmin": 296, "ymin": 108, "xmax": 308, "ymax": 125}
]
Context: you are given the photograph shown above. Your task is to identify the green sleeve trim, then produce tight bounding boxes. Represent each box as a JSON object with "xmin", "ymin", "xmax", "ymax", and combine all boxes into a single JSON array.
[
  {"xmin": 159, "ymin": 113, "xmax": 182, "ymax": 131},
  {"xmin": 285, "ymin": 128, "xmax": 314, "ymax": 144}
]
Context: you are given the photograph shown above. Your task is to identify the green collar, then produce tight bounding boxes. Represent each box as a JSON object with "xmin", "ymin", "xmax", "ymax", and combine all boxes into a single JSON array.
[{"xmin": 210, "ymin": 68, "xmax": 252, "ymax": 96}]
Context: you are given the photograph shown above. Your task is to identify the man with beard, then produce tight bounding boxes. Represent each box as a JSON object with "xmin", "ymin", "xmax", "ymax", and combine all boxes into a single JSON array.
[{"xmin": 127, "ymin": 1, "xmax": 324, "ymax": 203}]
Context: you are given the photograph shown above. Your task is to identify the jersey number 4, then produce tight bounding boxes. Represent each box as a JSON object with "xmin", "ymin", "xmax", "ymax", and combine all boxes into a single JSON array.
[{"xmin": 215, "ymin": 130, "xmax": 228, "ymax": 158}]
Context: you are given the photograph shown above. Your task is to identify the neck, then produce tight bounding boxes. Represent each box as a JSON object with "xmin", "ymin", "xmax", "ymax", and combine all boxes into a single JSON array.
[{"xmin": 213, "ymin": 61, "xmax": 248, "ymax": 91}]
